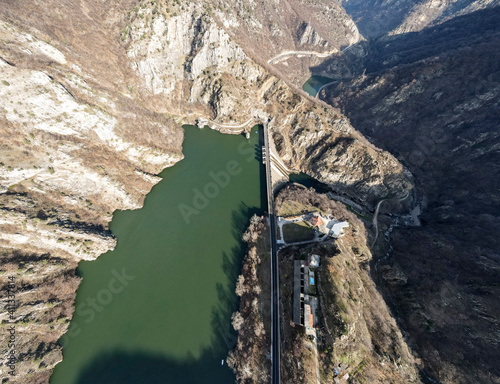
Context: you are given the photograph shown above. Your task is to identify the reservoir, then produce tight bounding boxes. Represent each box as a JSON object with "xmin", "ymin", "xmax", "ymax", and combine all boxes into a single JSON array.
[
  {"xmin": 50, "ymin": 125, "xmax": 265, "ymax": 384},
  {"xmin": 289, "ymin": 172, "xmax": 331, "ymax": 194},
  {"xmin": 302, "ymin": 75, "xmax": 334, "ymax": 97}
]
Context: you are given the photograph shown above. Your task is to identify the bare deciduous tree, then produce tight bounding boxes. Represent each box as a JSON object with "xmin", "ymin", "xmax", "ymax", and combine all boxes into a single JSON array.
[{"xmin": 231, "ymin": 311, "xmax": 244, "ymax": 331}]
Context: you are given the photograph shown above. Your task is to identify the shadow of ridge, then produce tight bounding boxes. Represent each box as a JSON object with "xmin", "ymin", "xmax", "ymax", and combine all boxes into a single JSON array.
[
  {"xmin": 76, "ymin": 347, "xmax": 235, "ymax": 384},
  {"xmin": 309, "ymin": 7, "xmax": 500, "ymax": 82}
]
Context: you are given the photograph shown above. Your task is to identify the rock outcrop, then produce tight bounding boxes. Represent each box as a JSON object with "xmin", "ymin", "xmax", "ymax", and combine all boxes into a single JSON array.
[
  {"xmin": 321, "ymin": 7, "xmax": 500, "ymax": 384},
  {"xmin": 339, "ymin": 0, "xmax": 500, "ymax": 38},
  {"xmin": 0, "ymin": 0, "xmax": 414, "ymax": 382}
]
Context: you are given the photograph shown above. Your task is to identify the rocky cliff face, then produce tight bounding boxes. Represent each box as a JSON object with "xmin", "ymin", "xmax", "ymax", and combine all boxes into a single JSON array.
[
  {"xmin": 339, "ymin": 0, "xmax": 500, "ymax": 38},
  {"xmin": 320, "ymin": 7, "xmax": 500, "ymax": 384},
  {"xmin": 210, "ymin": 0, "xmax": 361, "ymax": 85},
  {"xmin": 270, "ymin": 112, "xmax": 412, "ymax": 209},
  {"xmin": 0, "ymin": 0, "xmax": 413, "ymax": 382},
  {"xmin": 122, "ymin": 0, "xmax": 362, "ymax": 95}
]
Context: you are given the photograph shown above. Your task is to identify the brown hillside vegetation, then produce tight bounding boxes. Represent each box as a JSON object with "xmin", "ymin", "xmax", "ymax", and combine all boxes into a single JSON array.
[
  {"xmin": 275, "ymin": 186, "xmax": 421, "ymax": 384},
  {"xmin": 322, "ymin": 8, "xmax": 500, "ymax": 384}
]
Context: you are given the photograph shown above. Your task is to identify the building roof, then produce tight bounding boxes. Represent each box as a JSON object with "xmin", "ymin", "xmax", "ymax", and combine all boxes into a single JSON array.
[
  {"xmin": 309, "ymin": 254, "xmax": 320, "ymax": 268},
  {"xmin": 304, "ymin": 304, "xmax": 312, "ymax": 328},
  {"xmin": 331, "ymin": 221, "xmax": 349, "ymax": 237},
  {"xmin": 312, "ymin": 216, "xmax": 324, "ymax": 227}
]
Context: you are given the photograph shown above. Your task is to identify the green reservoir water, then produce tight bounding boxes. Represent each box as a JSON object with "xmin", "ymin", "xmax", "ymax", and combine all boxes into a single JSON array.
[
  {"xmin": 289, "ymin": 173, "xmax": 330, "ymax": 194},
  {"xmin": 302, "ymin": 76, "xmax": 334, "ymax": 97},
  {"xmin": 50, "ymin": 126, "xmax": 265, "ymax": 384}
]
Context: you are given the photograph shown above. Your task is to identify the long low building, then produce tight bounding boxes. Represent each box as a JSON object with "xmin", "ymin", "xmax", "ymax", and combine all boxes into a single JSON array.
[{"xmin": 293, "ymin": 255, "xmax": 320, "ymax": 329}]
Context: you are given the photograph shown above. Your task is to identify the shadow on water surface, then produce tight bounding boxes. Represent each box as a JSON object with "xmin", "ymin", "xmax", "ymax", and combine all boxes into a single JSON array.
[
  {"xmin": 75, "ymin": 201, "xmax": 264, "ymax": 384},
  {"xmin": 76, "ymin": 349, "xmax": 232, "ymax": 384}
]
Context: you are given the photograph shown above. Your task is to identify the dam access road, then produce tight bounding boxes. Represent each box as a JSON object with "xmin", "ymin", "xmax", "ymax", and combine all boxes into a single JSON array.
[{"xmin": 263, "ymin": 120, "xmax": 281, "ymax": 384}]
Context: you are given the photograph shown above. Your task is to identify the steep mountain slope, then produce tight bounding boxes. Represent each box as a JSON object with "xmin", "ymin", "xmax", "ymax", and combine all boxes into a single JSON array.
[
  {"xmin": 274, "ymin": 187, "xmax": 421, "ymax": 384},
  {"xmin": 321, "ymin": 7, "xmax": 500, "ymax": 384},
  {"xmin": 0, "ymin": 4, "xmax": 182, "ymax": 380},
  {"xmin": 122, "ymin": 0, "xmax": 362, "ymax": 90},
  {"xmin": 0, "ymin": 0, "xmax": 414, "ymax": 382},
  {"xmin": 340, "ymin": 0, "xmax": 500, "ymax": 37}
]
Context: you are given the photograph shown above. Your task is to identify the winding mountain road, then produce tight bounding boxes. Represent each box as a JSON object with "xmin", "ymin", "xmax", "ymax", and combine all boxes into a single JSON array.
[
  {"xmin": 268, "ymin": 49, "xmax": 338, "ymax": 64},
  {"xmin": 315, "ymin": 80, "xmax": 337, "ymax": 98},
  {"xmin": 202, "ymin": 117, "xmax": 257, "ymax": 132},
  {"xmin": 371, "ymin": 191, "xmax": 410, "ymax": 248}
]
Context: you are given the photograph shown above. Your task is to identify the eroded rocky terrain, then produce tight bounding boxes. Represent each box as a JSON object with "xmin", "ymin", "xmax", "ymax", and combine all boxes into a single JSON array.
[
  {"xmin": 0, "ymin": 0, "xmax": 413, "ymax": 382},
  {"xmin": 340, "ymin": 0, "xmax": 500, "ymax": 37},
  {"xmin": 319, "ymin": 6, "xmax": 500, "ymax": 384},
  {"xmin": 0, "ymin": 0, "xmax": 497, "ymax": 383}
]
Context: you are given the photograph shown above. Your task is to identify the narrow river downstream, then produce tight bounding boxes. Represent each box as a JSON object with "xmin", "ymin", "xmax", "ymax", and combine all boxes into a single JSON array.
[{"xmin": 50, "ymin": 126, "xmax": 265, "ymax": 384}]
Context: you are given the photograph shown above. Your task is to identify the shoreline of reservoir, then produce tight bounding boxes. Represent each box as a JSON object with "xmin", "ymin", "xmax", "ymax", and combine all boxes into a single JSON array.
[{"xmin": 50, "ymin": 125, "xmax": 265, "ymax": 384}]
